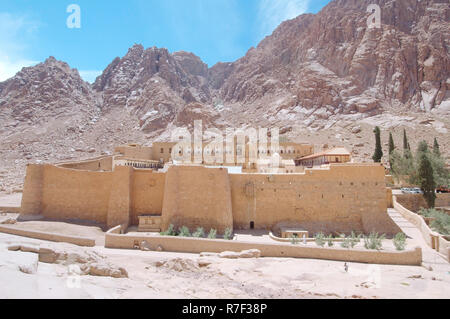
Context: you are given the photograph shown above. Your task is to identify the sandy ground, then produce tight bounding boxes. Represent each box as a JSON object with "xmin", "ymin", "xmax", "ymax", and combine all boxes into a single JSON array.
[{"xmin": 0, "ymin": 206, "xmax": 449, "ymax": 299}]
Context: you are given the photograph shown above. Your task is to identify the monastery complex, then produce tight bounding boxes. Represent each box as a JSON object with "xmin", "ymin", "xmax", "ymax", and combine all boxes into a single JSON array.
[{"xmin": 19, "ymin": 140, "xmax": 400, "ymax": 238}]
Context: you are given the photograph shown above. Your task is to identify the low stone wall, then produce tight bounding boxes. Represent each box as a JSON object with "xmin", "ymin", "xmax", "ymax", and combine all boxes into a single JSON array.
[
  {"xmin": 438, "ymin": 236, "xmax": 450, "ymax": 263},
  {"xmin": 105, "ymin": 227, "xmax": 422, "ymax": 266},
  {"xmin": 0, "ymin": 225, "xmax": 96, "ymax": 247},
  {"xmin": 393, "ymin": 196, "xmax": 449, "ymax": 262}
]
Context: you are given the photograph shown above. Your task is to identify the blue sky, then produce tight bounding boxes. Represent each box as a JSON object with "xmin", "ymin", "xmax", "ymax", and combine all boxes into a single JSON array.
[{"xmin": 0, "ymin": 0, "xmax": 331, "ymax": 82}]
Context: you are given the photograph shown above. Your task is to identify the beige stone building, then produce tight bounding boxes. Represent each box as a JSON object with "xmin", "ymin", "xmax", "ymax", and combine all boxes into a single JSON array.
[
  {"xmin": 295, "ymin": 147, "xmax": 352, "ymax": 167},
  {"xmin": 115, "ymin": 141, "xmax": 315, "ymax": 170},
  {"xmin": 20, "ymin": 143, "xmax": 400, "ymax": 238}
]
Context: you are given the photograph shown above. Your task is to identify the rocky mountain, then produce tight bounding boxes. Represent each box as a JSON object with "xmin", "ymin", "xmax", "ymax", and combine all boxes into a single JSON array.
[{"xmin": 0, "ymin": 0, "xmax": 448, "ymax": 193}]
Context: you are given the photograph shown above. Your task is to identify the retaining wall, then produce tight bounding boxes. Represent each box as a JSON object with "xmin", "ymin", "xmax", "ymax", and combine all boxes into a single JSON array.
[
  {"xmin": 105, "ymin": 227, "xmax": 422, "ymax": 266},
  {"xmin": 0, "ymin": 225, "xmax": 95, "ymax": 247}
]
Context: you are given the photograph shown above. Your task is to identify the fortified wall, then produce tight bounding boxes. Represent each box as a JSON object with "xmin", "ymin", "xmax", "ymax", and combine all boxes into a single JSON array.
[{"xmin": 20, "ymin": 163, "xmax": 400, "ymax": 235}]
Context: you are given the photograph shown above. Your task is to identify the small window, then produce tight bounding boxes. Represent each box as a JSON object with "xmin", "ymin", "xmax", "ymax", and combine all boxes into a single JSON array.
[
  {"xmin": 160, "ymin": 148, "xmax": 164, "ymax": 154},
  {"xmin": 250, "ymin": 221, "xmax": 255, "ymax": 229}
]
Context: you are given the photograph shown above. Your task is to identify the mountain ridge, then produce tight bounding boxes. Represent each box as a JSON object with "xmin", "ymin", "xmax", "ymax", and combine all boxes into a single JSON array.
[{"xmin": 0, "ymin": 0, "xmax": 448, "ymax": 193}]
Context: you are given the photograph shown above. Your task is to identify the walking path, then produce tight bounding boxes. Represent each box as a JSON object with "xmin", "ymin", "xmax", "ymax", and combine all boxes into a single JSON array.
[{"xmin": 388, "ymin": 208, "xmax": 449, "ymax": 272}]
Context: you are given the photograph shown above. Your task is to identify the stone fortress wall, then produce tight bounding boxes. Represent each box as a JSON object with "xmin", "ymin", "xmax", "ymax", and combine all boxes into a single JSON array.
[{"xmin": 20, "ymin": 162, "xmax": 401, "ymax": 236}]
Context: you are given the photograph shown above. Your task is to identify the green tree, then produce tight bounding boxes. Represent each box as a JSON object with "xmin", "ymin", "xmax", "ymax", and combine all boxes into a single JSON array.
[
  {"xmin": 403, "ymin": 129, "xmax": 412, "ymax": 159},
  {"xmin": 372, "ymin": 126, "xmax": 383, "ymax": 163},
  {"xmin": 418, "ymin": 153, "xmax": 436, "ymax": 208},
  {"xmin": 433, "ymin": 138, "xmax": 441, "ymax": 157},
  {"xmin": 388, "ymin": 132, "xmax": 395, "ymax": 171},
  {"xmin": 389, "ymin": 132, "xmax": 395, "ymax": 154}
]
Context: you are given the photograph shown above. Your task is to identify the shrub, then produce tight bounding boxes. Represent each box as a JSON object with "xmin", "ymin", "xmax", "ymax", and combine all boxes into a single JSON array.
[
  {"xmin": 207, "ymin": 229, "xmax": 217, "ymax": 239},
  {"xmin": 192, "ymin": 227, "xmax": 205, "ymax": 238},
  {"xmin": 393, "ymin": 233, "xmax": 407, "ymax": 251},
  {"xmin": 430, "ymin": 211, "xmax": 450, "ymax": 235},
  {"xmin": 314, "ymin": 232, "xmax": 326, "ymax": 247},
  {"xmin": 417, "ymin": 209, "xmax": 450, "ymax": 235},
  {"xmin": 364, "ymin": 233, "xmax": 386, "ymax": 250},
  {"xmin": 349, "ymin": 231, "xmax": 362, "ymax": 248},
  {"xmin": 340, "ymin": 232, "xmax": 361, "ymax": 249},
  {"xmin": 224, "ymin": 228, "xmax": 233, "ymax": 240},
  {"xmin": 160, "ymin": 224, "xmax": 177, "ymax": 236},
  {"xmin": 291, "ymin": 234, "xmax": 299, "ymax": 245},
  {"xmin": 326, "ymin": 235, "xmax": 334, "ymax": 247},
  {"xmin": 178, "ymin": 226, "xmax": 191, "ymax": 237},
  {"xmin": 340, "ymin": 235, "xmax": 351, "ymax": 249},
  {"xmin": 418, "ymin": 208, "xmax": 435, "ymax": 218}
]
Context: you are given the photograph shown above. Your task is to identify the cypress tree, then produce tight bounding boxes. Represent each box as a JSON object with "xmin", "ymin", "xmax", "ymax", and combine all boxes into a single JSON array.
[
  {"xmin": 388, "ymin": 132, "xmax": 395, "ymax": 170},
  {"xmin": 418, "ymin": 153, "xmax": 436, "ymax": 208},
  {"xmin": 403, "ymin": 129, "xmax": 411, "ymax": 159},
  {"xmin": 389, "ymin": 132, "xmax": 395, "ymax": 154},
  {"xmin": 403, "ymin": 129, "xmax": 408, "ymax": 151},
  {"xmin": 372, "ymin": 126, "xmax": 383, "ymax": 163},
  {"xmin": 433, "ymin": 138, "xmax": 441, "ymax": 157}
]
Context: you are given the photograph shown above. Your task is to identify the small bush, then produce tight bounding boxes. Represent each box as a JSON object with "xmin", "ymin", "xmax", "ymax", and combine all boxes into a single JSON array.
[
  {"xmin": 340, "ymin": 235, "xmax": 351, "ymax": 249},
  {"xmin": 178, "ymin": 226, "xmax": 191, "ymax": 237},
  {"xmin": 418, "ymin": 208, "xmax": 435, "ymax": 218},
  {"xmin": 207, "ymin": 229, "xmax": 217, "ymax": 239},
  {"xmin": 364, "ymin": 232, "xmax": 386, "ymax": 250},
  {"xmin": 326, "ymin": 235, "xmax": 334, "ymax": 247},
  {"xmin": 393, "ymin": 233, "xmax": 407, "ymax": 251},
  {"xmin": 224, "ymin": 228, "xmax": 233, "ymax": 240},
  {"xmin": 349, "ymin": 231, "xmax": 361, "ymax": 248},
  {"xmin": 430, "ymin": 212, "xmax": 450, "ymax": 235},
  {"xmin": 417, "ymin": 209, "xmax": 450, "ymax": 235},
  {"xmin": 192, "ymin": 227, "xmax": 205, "ymax": 238},
  {"xmin": 291, "ymin": 234, "xmax": 299, "ymax": 245},
  {"xmin": 160, "ymin": 224, "xmax": 177, "ymax": 236},
  {"xmin": 314, "ymin": 232, "xmax": 326, "ymax": 247}
]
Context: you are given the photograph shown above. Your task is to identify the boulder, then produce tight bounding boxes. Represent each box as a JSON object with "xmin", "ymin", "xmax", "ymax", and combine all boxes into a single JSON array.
[
  {"xmin": 18, "ymin": 253, "xmax": 38, "ymax": 275},
  {"xmin": 38, "ymin": 247, "xmax": 59, "ymax": 264},
  {"xmin": 7, "ymin": 244, "xmax": 21, "ymax": 251},
  {"xmin": 140, "ymin": 241, "xmax": 152, "ymax": 251},
  {"xmin": 239, "ymin": 249, "xmax": 261, "ymax": 258},
  {"xmin": 219, "ymin": 251, "xmax": 240, "ymax": 259},
  {"xmin": 88, "ymin": 263, "xmax": 128, "ymax": 278},
  {"xmin": 351, "ymin": 126, "xmax": 362, "ymax": 134},
  {"xmin": 197, "ymin": 258, "xmax": 214, "ymax": 268},
  {"xmin": 20, "ymin": 244, "xmax": 40, "ymax": 254}
]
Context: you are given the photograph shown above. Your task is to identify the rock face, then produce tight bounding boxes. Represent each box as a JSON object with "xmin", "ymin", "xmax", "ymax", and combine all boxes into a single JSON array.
[
  {"xmin": 0, "ymin": 57, "xmax": 95, "ymax": 123},
  {"xmin": 214, "ymin": 0, "xmax": 449, "ymax": 127},
  {"xmin": 93, "ymin": 45, "xmax": 214, "ymax": 132},
  {"xmin": 0, "ymin": 0, "xmax": 448, "ymax": 188}
]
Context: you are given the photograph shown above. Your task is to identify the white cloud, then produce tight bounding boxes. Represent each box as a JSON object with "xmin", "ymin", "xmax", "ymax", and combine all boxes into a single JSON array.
[
  {"xmin": 79, "ymin": 70, "xmax": 102, "ymax": 83},
  {"xmin": 0, "ymin": 12, "xmax": 40, "ymax": 81},
  {"xmin": 258, "ymin": 0, "xmax": 310, "ymax": 38},
  {"xmin": 0, "ymin": 57, "xmax": 38, "ymax": 81}
]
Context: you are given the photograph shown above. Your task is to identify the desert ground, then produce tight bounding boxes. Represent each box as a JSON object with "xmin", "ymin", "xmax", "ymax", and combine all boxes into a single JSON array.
[{"xmin": 0, "ymin": 194, "xmax": 449, "ymax": 299}]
